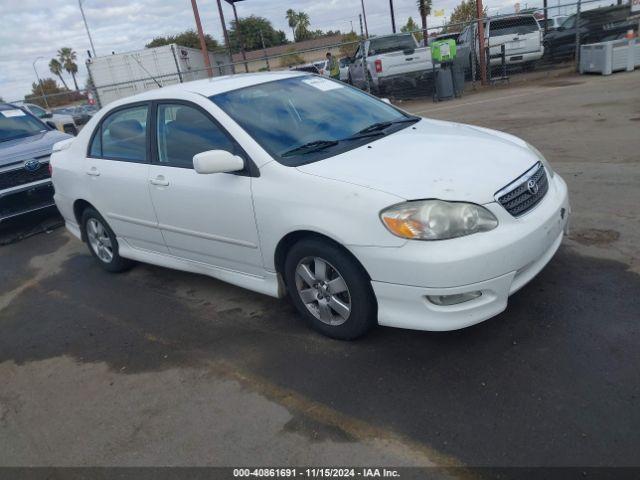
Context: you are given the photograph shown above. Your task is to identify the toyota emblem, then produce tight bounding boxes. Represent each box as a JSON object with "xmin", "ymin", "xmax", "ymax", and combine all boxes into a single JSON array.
[
  {"xmin": 24, "ymin": 158, "xmax": 41, "ymax": 173},
  {"xmin": 527, "ymin": 179, "xmax": 539, "ymax": 195}
]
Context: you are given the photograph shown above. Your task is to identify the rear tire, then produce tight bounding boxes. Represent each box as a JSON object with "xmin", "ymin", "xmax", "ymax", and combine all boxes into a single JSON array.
[
  {"xmin": 81, "ymin": 207, "xmax": 134, "ymax": 273},
  {"xmin": 284, "ymin": 239, "xmax": 377, "ymax": 340}
]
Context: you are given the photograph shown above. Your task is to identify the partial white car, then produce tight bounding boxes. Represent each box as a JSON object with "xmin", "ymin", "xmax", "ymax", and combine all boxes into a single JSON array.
[
  {"xmin": 51, "ymin": 72, "xmax": 570, "ymax": 340},
  {"xmin": 22, "ymin": 103, "xmax": 78, "ymax": 136}
]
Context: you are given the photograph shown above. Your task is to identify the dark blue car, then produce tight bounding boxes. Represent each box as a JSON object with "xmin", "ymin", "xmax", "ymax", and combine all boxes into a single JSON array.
[{"xmin": 0, "ymin": 103, "xmax": 72, "ymax": 222}]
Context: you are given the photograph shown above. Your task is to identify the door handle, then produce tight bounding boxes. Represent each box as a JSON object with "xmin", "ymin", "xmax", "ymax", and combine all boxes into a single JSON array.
[
  {"xmin": 150, "ymin": 175, "xmax": 169, "ymax": 187},
  {"xmin": 86, "ymin": 167, "xmax": 100, "ymax": 177}
]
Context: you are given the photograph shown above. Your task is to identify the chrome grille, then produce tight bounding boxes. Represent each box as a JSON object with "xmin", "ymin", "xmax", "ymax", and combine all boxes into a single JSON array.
[
  {"xmin": 496, "ymin": 162, "xmax": 548, "ymax": 217},
  {"xmin": 0, "ymin": 160, "xmax": 50, "ymax": 191}
]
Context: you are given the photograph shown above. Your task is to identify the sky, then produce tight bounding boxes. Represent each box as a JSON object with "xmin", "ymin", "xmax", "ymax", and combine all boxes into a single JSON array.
[{"xmin": 0, "ymin": 0, "xmax": 542, "ymax": 102}]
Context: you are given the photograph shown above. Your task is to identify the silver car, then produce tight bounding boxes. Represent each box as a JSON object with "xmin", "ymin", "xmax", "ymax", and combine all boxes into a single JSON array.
[{"xmin": 0, "ymin": 103, "xmax": 71, "ymax": 222}]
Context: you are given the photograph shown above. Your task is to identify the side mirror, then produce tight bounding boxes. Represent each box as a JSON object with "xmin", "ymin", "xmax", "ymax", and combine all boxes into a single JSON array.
[
  {"xmin": 43, "ymin": 111, "xmax": 53, "ymax": 118},
  {"xmin": 45, "ymin": 120, "xmax": 57, "ymax": 130},
  {"xmin": 193, "ymin": 150, "xmax": 244, "ymax": 174},
  {"xmin": 380, "ymin": 98, "xmax": 392, "ymax": 105}
]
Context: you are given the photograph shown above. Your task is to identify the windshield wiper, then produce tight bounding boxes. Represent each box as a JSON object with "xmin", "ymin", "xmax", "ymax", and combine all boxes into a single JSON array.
[
  {"xmin": 281, "ymin": 139, "xmax": 339, "ymax": 157},
  {"xmin": 344, "ymin": 117, "xmax": 420, "ymax": 140}
]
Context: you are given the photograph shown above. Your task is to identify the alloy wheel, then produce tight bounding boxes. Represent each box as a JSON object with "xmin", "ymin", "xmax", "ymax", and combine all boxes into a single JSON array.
[
  {"xmin": 294, "ymin": 256, "xmax": 351, "ymax": 326},
  {"xmin": 87, "ymin": 218, "xmax": 114, "ymax": 263}
]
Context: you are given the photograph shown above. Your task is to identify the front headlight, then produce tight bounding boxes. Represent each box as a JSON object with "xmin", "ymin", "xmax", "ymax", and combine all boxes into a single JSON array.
[
  {"xmin": 380, "ymin": 200, "xmax": 498, "ymax": 240},
  {"xmin": 526, "ymin": 142, "xmax": 554, "ymax": 178}
]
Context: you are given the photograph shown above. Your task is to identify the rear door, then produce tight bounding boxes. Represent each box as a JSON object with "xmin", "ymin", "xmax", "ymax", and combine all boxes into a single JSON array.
[
  {"xmin": 85, "ymin": 102, "xmax": 168, "ymax": 253},
  {"xmin": 488, "ymin": 16, "xmax": 541, "ymax": 58}
]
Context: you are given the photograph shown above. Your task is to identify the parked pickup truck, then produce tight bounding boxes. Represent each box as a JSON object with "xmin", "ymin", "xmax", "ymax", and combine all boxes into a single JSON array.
[{"xmin": 347, "ymin": 33, "xmax": 434, "ymax": 94}]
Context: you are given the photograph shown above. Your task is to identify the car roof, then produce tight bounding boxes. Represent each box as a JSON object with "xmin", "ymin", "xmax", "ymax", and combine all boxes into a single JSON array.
[{"xmin": 108, "ymin": 71, "xmax": 307, "ymax": 108}]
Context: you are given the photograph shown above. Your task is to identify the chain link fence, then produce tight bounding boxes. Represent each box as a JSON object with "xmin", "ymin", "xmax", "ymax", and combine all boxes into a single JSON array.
[{"xmin": 12, "ymin": 0, "xmax": 639, "ymax": 111}]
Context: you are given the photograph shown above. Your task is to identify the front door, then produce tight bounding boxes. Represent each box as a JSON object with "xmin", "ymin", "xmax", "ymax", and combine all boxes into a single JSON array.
[
  {"xmin": 85, "ymin": 103, "xmax": 168, "ymax": 253},
  {"xmin": 147, "ymin": 101, "xmax": 263, "ymax": 275}
]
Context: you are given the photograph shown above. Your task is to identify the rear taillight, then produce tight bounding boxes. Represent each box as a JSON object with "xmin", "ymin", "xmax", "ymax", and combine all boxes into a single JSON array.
[{"xmin": 375, "ymin": 59, "xmax": 382, "ymax": 73}]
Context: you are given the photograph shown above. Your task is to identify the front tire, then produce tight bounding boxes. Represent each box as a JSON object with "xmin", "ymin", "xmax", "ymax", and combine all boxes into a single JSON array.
[
  {"xmin": 284, "ymin": 239, "xmax": 377, "ymax": 340},
  {"xmin": 81, "ymin": 207, "xmax": 134, "ymax": 273}
]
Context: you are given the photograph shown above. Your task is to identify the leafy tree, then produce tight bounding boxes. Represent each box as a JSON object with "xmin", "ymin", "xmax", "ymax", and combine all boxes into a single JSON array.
[
  {"xmin": 48, "ymin": 59, "xmax": 69, "ymax": 90},
  {"xmin": 448, "ymin": 0, "xmax": 486, "ymax": 31},
  {"xmin": 339, "ymin": 31, "xmax": 361, "ymax": 58},
  {"xmin": 57, "ymin": 47, "xmax": 79, "ymax": 91},
  {"xmin": 25, "ymin": 78, "xmax": 73, "ymax": 108},
  {"xmin": 229, "ymin": 15, "xmax": 288, "ymax": 52},
  {"xmin": 294, "ymin": 11, "xmax": 311, "ymax": 41},
  {"xmin": 286, "ymin": 9, "xmax": 298, "ymax": 41},
  {"xmin": 146, "ymin": 29, "xmax": 220, "ymax": 51},
  {"xmin": 417, "ymin": 0, "xmax": 432, "ymax": 41},
  {"xmin": 279, "ymin": 48, "xmax": 305, "ymax": 67},
  {"xmin": 401, "ymin": 17, "xmax": 422, "ymax": 42}
]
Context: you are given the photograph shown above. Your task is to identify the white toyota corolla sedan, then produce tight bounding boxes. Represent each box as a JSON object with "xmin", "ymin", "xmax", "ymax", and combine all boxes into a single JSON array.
[{"xmin": 51, "ymin": 72, "xmax": 570, "ymax": 339}]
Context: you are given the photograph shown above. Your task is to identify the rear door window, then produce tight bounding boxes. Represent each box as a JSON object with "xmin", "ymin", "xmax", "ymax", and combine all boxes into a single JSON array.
[
  {"xmin": 489, "ymin": 16, "xmax": 539, "ymax": 37},
  {"xmin": 90, "ymin": 104, "xmax": 149, "ymax": 162}
]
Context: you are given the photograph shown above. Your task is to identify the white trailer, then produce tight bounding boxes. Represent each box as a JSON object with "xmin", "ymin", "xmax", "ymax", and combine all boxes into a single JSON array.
[{"xmin": 87, "ymin": 44, "xmax": 233, "ymax": 107}]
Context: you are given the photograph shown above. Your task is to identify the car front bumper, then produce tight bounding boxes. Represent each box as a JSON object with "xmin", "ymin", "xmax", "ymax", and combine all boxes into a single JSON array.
[
  {"xmin": 0, "ymin": 180, "xmax": 56, "ymax": 223},
  {"xmin": 350, "ymin": 172, "xmax": 570, "ymax": 331}
]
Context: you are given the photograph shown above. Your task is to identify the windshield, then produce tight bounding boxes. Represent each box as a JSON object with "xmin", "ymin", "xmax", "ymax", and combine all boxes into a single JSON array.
[
  {"xmin": 210, "ymin": 75, "xmax": 412, "ymax": 166},
  {"xmin": 0, "ymin": 108, "xmax": 47, "ymax": 142},
  {"xmin": 560, "ymin": 15, "xmax": 576, "ymax": 29},
  {"xmin": 369, "ymin": 34, "xmax": 416, "ymax": 55},
  {"xmin": 489, "ymin": 16, "xmax": 539, "ymax": 37}
]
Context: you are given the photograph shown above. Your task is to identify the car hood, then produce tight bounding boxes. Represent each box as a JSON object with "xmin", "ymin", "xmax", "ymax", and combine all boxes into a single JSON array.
[
  {"xmin": 296, "ymin": 118, "xmax": 540, "ymax": 204},
  {"xmin": 0, "ymin": 130, "xmax": 71, "ymax": 168}
]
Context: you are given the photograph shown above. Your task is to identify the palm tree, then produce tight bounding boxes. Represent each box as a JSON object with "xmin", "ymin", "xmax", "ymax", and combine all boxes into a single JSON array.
[
  {"xmin": 295, "ymin": 11, "xmax": 311, "ymax": 41},
  {"xmin": 48, "ymin": 58, "xmax": 69, "ymax": 90},
  {"xmin": 58, "ymin": 47, "xmax": 79, "ymax": 91},
  {"xmin": 417, "ymin": 0, "xmax": 432, "ymax": 42},
  {"xmin": 286, "ymin": 9, "xmax": 298, "ymax": 41}
]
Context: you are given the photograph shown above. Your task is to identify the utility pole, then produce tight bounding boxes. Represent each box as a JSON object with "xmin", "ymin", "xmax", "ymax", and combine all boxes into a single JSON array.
[
  {"xmin": 574, "ymin": 0, "xmax": 582, "ymax": 71},
  {"xmin": 543, "ymin": 0, "xmax": 548, "ymax": 36},
  {"xmin": 216, "ymin": 0, "xmax": 235, "ymax": 74},
  {"xmin": 78, "ymin": 0, "xmax": 97, "ymax": 57},
  {"xmin": 229, "ymin": 1, "xmax": 249, "ymax": 73},
  {"xmin": 259, "ymin": 30, "xmax": 270, "ymax": 71},
  {"xmin": 389, "ymin": 0, "xmax": 396, "ymax": 33},
  {"xmin": 360, "ymin": 0, "xmax": 369, "ymax": 38},
  {"xmin": 32, "ymin": 57, "xmax": 49, "ymax": 109},
  {"xmin": 359, "ymin": 14, "xmax": 364, "ymax": 37},
  {"xmin": 190, "ymin": 0, "xmax": 213, "ymax": 77},
  {"xmin": 476, "ymin": 0, "xmax": 487, "ymax": 85}
]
